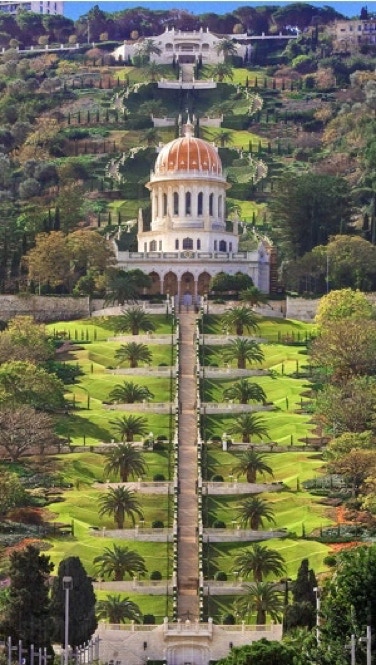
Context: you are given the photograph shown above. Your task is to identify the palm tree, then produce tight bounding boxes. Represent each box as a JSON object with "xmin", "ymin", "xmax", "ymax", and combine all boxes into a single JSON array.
[
  {"xmin": 212, "ymin": 62, "xmax": 234, "ymax": 82},
  {"xmin": 232, "ymin": 449, "xmax": 273, "ymax": 483},
  {"xmin": 223, "ymin": 379, "xmax": 267, "ymax": 405},
  {"xmin": 104, "ymin": 441, "xmax": 148, "ymax": 478},
  {"xmin": 215, "ymin": 37, "xmax": 238, "ymax": 61},
  {"xmin": 113, "ymin": 306, "xmax": 156, "ymax": 336},
  {"xmin": 239, "ymin": 286, "xmax": 269, "ymax": 308},
  {"xmin": 136, "ymin": 38, "xmax": 162, "ymax": 64},
  {"xmin": 237, "ymin": 495, "xmax": 276, "ymax": 530},
  {"xmin": 223, "ymin": 339, "xmax": 264, "ymax": 370},
  {"xmin": 144, "ymin": 127, "xmax": 161, "ymax": 147},
  {"xmin": 98, "ymin": 486, "xmax": 143, "ymax": 528},
  {"xmin": 217, "ymin": 129, "xmax": 234, "ymax": 148},
  {"xmin": 221, "ymin": 306, "xmax": 259, "ymax": 336},
  {"xmin": 104, "ymin": 268, "xmax": 151, "ymax": 306},
  {"xmin": 235, "ymin": 581, "xmax": 284, "ymax": 624},
  {"xmin": 115, "ymin": 342, "xmax": 152, "ymax": 368},
  {"xmin": 233, "ymin": 544, "xmax": 286, "ymax": 582},
  {"xmin": 96, "ymin": 594, "xmax": 142, "ymax": 624},
  {"xmin": 109, "ymin": 381, "xmax": 154, "ymax": 404},
  {"xmin": 145, "ymin": 60, "xmax": 160, "ymax": 82},
  {"xmin": 93, "ymin": 544, "xmax": 147, "ymax": 581},
  {"xmin": 228, "ymin": 413, "xmax": 269, "ymax": 444}
]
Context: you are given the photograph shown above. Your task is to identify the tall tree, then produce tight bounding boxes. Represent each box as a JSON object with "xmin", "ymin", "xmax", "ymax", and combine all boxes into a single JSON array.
[
  {"xmin": 270, "ymin": 172, "xmax": 352, "ymax": 259},
  {"xmin": 113, "ymin": 306, "xmax": 156, "ymax": 336},
  {"xmin": 233, "ymin": 544, "xmax": 285, "ymax": 582},
  {"xmin": 115, "ymin": 342, "xmax": 152, "ymax": 368},
  {"xmin": 93, "ymin": 544, "xmax": 147, "ymax": 582},
  {"xmin": 0, "ymin": 315, "xmax": 53, "ymax": 364},
  {"xmin": 0, "ymin": 405, "xmax": 56, "ymax": 461},
  {"xmin": 215, "ymin": 37, "xmax": 237, "ymax": 61},
  {"xmin": 0, "ymin": 361, "xmax": 65, "ymax": 411},
  {"xmin": 108, "ymin": 381, "xmax": 154, "ymax": 404},
  {"xmin": 104, "ymin": 442, "xmax": 148, "ymax": 480},
  {"xmin": 98, "ymin": 486, "xmax": 143, "ymax": 528},
  {"xmin": 223, "ymin": 379, "xmax": 267, "ymax": 405},
  {"xmin": 237, "ymin": 495, "xmax": 276, "ymax": 530},
  {"xmin": 223, "ymin": 339, "xmax": 264, "ymax": 370},
  {"xmin": 50, "ymin": 557, "xmax": 97, "ymax": 649},
  {"xmin": 227, "ymin": 413, "xmax": 269, "ymax": 444},
  {"xmin": 221, "ymin": 306, "xmax": 259, "ymax": 336},
  {"xmin": 96, "ymin": 595, "xmax": 142, "ymax": 624},
  {"xmin": 232, "ymin": 450, "xmax": 273, "ymax": 483},
  {"xmin": 0, "ymin": 545, "xmax": 54, "ymax": 655},
  {"xmin": 235, "ymin": 582, "xmax": 283, "ymax": 624},
  {"xmin": 314, "ymin": 288, "xmax": 374, "ymax": 329},
  {"xmin": 104, "ymin": 268, "xmax": 151, "ymax": 306}
]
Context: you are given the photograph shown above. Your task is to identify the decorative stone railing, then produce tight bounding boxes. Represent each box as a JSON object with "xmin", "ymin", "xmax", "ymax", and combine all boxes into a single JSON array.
[{"xmin": 200, "ymin": 403, "xmax": 274, "ymax": 414}]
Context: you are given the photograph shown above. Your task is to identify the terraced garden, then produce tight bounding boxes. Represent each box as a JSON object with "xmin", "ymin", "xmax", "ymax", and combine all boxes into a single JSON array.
[{"xmin": 11, "ymin": 310, "xmax": 338, "ymax": 624}]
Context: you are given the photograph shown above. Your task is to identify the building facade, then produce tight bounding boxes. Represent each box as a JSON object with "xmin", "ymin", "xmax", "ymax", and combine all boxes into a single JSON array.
[
  {"xmin": 0, "ymin": 1, "xmax": 63, "ymax": 14},
  {"xmin": 113, "ymin": 26, "xmax": 248, "ymax": 65},
  {"xmin": 329, "ymin": 18, "xmax": 376, "ymax": 49},
  {"xmin": 116, "ymin": 121, "xmax": 271, "ymax": 302}
]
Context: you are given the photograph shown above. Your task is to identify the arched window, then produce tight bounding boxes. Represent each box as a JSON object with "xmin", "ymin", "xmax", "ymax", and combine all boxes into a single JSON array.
[
  {"xmin": 154, "ymin": 195, "xmax": 158, "ymax": 217},
  {"xmin": 214, "ymin": 240, "xmax": 217, "ymax": 251},
  {"xmin": 144, "ymin": 242, "xmax": 147, "ymax": 252},
  {"xmin": 219, "ymin": 240, "xmax": 226, "ymax": 252},
  {"xmin": 183, "ymin": 237, "xmax": 193, "ymax": 250},
  {"xmin": 159, "ymin": 240, "xmax": 162, "ymax": 251},
  {"xmin": 229, "ymin": 242, "xmax": 233, "ymax": 252},
  {"xmin": 198, "ymin": 192, "xmax": 203, "ymax": 216},
  {"xmin": 163, "ymin": 193, "xmax": 167, "ymax": 216},
  {"xmin": 173, "ymin": 192, "xmax": 179, "ymax": 215},
  {"xmin": 150, "ymin": 240, "xmax": 157, "ymax": 251},
  {"xmin": 185, "ymin": 192, "xmax": 191, "ymax": 216},
  {"xmin": 218, "ymin": 195, "xmax": 223, "ymax": 218},
  {"xmin": 175, "ymin": 238, "xmax": 179, "ymax": 250},
  {"xmin": 209, "ymin": 193, "xmax": 214, "ymax": 216},
  {"xmin": 197, "ymin": 238, "xmax": 201, "ymax": 250}
]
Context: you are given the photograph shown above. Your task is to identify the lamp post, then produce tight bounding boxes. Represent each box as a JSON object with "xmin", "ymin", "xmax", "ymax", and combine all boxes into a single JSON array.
[
  {"xmin": 359, "ymin": 625, "xmax": 372, "ymax": 665},
  {"xmin": 313, "ymin": 586, "xmax": 321, "ymax": 646},
  {"xmin": 63, "ymin": 576, "xmax": 73, "ymax": 665}
]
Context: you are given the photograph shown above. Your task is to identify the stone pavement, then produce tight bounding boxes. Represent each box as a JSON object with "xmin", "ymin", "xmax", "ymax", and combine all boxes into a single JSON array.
[{"xmin": 177, "ymin": 309, "xmax": 199, "ymax": 619}]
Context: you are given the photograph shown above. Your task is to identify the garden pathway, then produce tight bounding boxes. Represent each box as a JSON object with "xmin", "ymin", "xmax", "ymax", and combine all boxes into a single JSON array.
[{"xmin": 177, "ymin": 309, "xmax": 199, "ymax": 620}]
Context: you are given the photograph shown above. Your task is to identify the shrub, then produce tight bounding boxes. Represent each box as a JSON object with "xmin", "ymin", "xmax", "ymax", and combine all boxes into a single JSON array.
[
  {"xmin": 6, "ymin": 507, "xmax": 44, "ymax": 525},
  {"xmin": 211, "ymin": 475, "xmax": 224, "ymax": 482},
  {"xmin": 323, "ymin": 555, "xmax": 337, "ymax": 567},
  {"xmin": 223, "ymin": 614, "xmax": 235, "ymax": 624},
  {"xmin": 215, "ymin": 571, "xmax": 227, "ymax": 581},
  {"xmin": 150, "ymin": 570, "xmax": 162, "ymax": 580},
  {"xmin": 152, "ymin": 520, "xmax": 164, "ymax": 528},
  {"xmin": 213, "ymin": 520, "xmax": 226, "ymax": 528},
  {"xmin": 153, "ymin": 474, "xmax": 165, "ymax": 481},
  {"xmin": 143, "ymin": 614, "xmax": 155, "ymax": 624}
]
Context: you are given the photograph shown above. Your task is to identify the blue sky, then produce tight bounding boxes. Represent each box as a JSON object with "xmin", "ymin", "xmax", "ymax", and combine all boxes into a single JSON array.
[{"xmin": 63, "ymin": 2, "xmax": 368, "ymax": 20}]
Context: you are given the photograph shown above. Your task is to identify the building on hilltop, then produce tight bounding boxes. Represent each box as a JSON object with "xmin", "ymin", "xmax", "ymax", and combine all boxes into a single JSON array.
[
  {"xmin": 113, "ymin": 26, "xmax": 249, "ymax": 65},
  {"xmin": 329, "ymin": 18, "xmax": 376, "ymax": 50},
  {"xmin": 0, "ymin": 1, "xmax": 63, "ymax": 14},
  {"xmin": 116, "ymin": 120, "xmax": 271, "ymax": 304}
]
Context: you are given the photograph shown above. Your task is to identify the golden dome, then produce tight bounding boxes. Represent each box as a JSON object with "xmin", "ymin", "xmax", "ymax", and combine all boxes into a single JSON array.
[{"xmin": 154, "ymin": 121, "xmax": 222, "ymax": 176}]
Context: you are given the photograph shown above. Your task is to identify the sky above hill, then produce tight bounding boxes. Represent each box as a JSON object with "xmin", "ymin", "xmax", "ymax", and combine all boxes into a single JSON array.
[{"xmin": 63, "ymin": 2, "xmax": 367, "ymax": 20}]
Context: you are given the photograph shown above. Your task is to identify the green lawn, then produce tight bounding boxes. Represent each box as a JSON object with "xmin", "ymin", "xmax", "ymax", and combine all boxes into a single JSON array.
[
  {"xmin": 207, "ymin": 538, "xmax": 330, "ymax": 581},
  {"xmin": 95, "ymin": 589, "xmax": 172, "ymax": 622},
  {"xmin": 204, "ymin": 489, "xmax": 330, "ymax": 535},
  {"xmin": 202, "ymin": 450, "xmax": 324, "ymax": 488}
]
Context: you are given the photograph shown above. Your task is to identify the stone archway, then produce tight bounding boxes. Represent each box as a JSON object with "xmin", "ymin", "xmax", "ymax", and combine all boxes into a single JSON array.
[
  {"xmin": 180, "ymin": 271, "xmax": 195, "ymax": 297},
  {"xmin": 163, "ymin": 271, "xmax": 178, "ymax": 296},
  {"xmin": 149, "ymin": 271, "xmax": 161, "ymax": 295},
  {"xmin": 197, "ymin": 271, "xmax": 211, "ymax": 296}
]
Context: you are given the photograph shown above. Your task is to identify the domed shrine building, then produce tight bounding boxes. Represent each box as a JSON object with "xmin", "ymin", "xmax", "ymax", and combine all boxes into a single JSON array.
[{"xmin": 116, "ymin": 122, "xmax": 271, "ymax": 303}]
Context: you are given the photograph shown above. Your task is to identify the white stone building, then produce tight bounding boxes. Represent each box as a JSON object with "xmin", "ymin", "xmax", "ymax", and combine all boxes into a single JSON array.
[
  {"xmin": 116, "ymin": 121, "xmax": 271, "ymax": 303},
  {"xmin": 113, "ymin": 27, "xmax": 248, "ymax": 65},
  {"xmin": 0, "ymin": 0, "xmax": 63, "ymax": 14}
]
